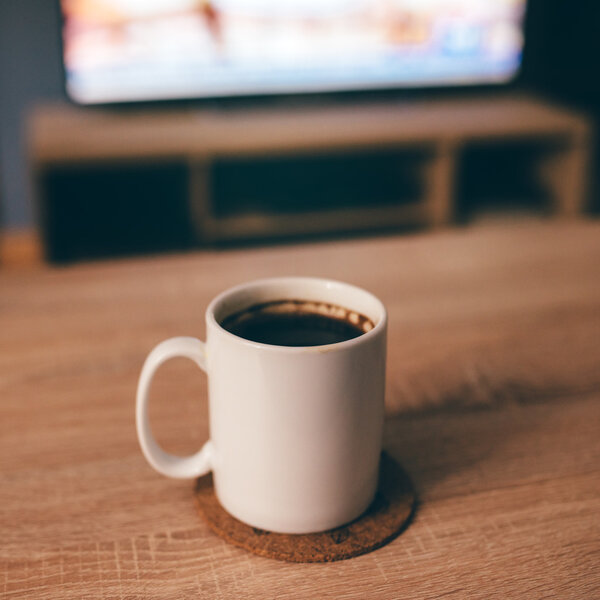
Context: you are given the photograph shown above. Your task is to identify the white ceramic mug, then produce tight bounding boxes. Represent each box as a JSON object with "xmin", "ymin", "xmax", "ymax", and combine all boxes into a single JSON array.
[{"xmin": 136, "ymin": 277, "xmax": 387, "ymax": 534}]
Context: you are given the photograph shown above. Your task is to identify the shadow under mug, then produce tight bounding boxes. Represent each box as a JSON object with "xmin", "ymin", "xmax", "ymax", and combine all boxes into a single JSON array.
[{"xmin": 136, "ymin": 277, "xmax": 387, "ymax": 534}]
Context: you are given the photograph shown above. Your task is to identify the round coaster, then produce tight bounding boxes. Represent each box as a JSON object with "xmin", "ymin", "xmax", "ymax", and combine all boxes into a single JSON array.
[{"xmin": 194, "ymin": 452, "xmax": 417, "ymax": 563}]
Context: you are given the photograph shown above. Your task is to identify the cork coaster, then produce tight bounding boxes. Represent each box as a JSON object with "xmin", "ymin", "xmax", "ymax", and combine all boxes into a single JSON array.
[{"xmin": 194, "ymin": 452, "xmax": 417, "ymax": 562}]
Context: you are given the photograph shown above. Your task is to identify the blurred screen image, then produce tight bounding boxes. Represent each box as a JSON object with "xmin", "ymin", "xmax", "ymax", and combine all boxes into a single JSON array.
[{"xmin": 60, "ymin": 0, "xmax": 527, "ymax": 104}]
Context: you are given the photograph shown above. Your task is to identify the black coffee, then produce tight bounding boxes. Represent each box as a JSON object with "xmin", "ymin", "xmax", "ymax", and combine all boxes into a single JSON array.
[{"xmin": 220, "ymin": 299, "xmax": 374, "ymax": 347}]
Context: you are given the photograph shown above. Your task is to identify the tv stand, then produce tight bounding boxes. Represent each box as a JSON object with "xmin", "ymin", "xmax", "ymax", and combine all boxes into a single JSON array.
[{"xmin": 29, "ymin": 94, "xmax": 591, "ymax": 258}]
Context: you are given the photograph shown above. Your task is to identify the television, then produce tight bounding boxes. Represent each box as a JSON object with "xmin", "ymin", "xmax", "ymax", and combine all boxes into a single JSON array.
[{"xmin": 59, "ymin": 0, "xmax": 528, "ymax": 106}]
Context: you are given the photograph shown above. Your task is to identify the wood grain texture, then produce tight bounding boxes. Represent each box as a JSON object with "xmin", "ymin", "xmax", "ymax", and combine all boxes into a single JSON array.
[{"xmin": 1, "ymin": 220, "xmax": 599, "ymax": 598}]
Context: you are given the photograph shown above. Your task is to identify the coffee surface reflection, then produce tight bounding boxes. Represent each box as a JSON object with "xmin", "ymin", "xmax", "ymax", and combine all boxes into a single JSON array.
[{"xmin": 220, "ymin": 299, "xmax": 374, "ymax": 347}]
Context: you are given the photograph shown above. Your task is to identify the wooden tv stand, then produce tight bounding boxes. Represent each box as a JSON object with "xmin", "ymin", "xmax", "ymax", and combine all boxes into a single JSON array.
[{"xmin": 29, "ymin": 94, "xmax": 591, "ymax": 248}]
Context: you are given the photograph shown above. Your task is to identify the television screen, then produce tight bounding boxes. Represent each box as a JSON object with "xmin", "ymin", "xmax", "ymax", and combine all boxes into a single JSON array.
[{"xmin": 60, "ymin": 0, "xmax": 527, "ymax": 105}]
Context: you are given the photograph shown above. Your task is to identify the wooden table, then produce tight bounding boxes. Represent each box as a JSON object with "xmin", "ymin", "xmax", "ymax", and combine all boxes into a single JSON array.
[{"xmin": 1, "ymin": 220, "xmax": 599, "ymax": 598}]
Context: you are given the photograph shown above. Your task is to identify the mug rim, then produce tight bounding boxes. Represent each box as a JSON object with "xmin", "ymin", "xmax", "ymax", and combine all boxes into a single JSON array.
[{"xmin": 206, "ymin": 276, "xmax": 387, "ymax": 353}]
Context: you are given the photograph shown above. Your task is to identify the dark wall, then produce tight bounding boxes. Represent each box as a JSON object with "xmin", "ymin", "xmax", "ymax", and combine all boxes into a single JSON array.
[
  {"xmin": 523, "ymin": 0, "xmax": 600, "ymax": 211},
  {"xmin": 523, "ymin": 1, "xmax": 600, "ymax": 111},
  {"xmin": 0, "ymin": 0, "xmax": 64, "ymax": 229}
]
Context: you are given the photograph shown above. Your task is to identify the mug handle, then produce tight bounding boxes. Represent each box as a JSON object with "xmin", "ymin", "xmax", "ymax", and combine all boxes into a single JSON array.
[{"xmin": 136, "ymin": 337, "xmax": 213, "ymax": 479}]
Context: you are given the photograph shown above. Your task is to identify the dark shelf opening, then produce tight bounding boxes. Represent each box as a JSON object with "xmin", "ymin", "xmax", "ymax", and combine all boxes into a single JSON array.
[
  {"xmin": 40, "ymin": 161, "xmax": 194, "ymax": 263},
  {"xmin": 211, "ymin": 147, "xmax": 431, "ymax": 218},
  {"xmin": 456, "ymin": 139, "xmax": 559, "ymax": 221}
]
